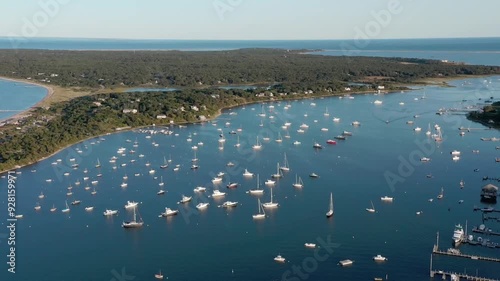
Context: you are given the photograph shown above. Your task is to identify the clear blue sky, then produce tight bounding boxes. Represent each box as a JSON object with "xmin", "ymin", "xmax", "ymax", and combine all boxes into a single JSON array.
[{"xmin": 2, "ymin": 0, "xmax": 499, "ymax": 40}]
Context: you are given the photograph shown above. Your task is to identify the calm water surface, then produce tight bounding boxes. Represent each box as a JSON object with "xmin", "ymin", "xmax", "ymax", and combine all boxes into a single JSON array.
[
  {"xmin": 0, "ymin": 79, "xmax": 47, "ymax": 120},
  {"xmin": 1, "ymin": 76, "xmax": 499, "ymax": 281}
]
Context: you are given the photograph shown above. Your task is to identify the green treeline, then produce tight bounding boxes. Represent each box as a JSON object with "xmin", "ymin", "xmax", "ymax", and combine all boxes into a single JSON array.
[
  {"xmin": 468, "ymin": 101, "xmax": 500, "ymax": 128},
  {"xmin": 0, "ymin": 49, "xmax": 499, "ymax": 89},
  {"xmin": 0, "ymin": 88, "xmax": 312, "ymax": 170}
]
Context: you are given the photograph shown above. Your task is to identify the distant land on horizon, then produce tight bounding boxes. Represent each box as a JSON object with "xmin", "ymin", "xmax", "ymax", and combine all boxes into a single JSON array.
[{"xmin": 2, "ymin": 36, "xmax": 500, "ymax": 41}]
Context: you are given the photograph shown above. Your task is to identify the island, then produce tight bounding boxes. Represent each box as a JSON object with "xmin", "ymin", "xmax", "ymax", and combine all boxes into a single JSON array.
[{"xmin": 1, "ymin": 49, "xmax": 500, "ymax": 172}]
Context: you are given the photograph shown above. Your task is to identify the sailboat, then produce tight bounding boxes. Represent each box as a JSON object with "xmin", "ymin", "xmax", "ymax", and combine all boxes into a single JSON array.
[
  {"xmin": 426, "ymin": 123, "xmax": 431, "ymax": 136},
  {"xmin": 95, "ymin": 158, "xmax": 101, "ymax": 168},
  {"xmin": 262, "ymin": 188, "xmax": 278, "ymax": 208},
  {"xmin": 279, "ymin": 153, "xmax": 290, "ymax": 172},
  {"xmin": 366, "ymin": 201, "xmax": 375, "ymax": 213},
  {"xmin": 62, "ymin": 201, "xmax": 70, "ymax": 213},
  {"xmin": 157, "ymin": 177, "xmax": 166, "ymax": 195},
  {"xmin": 122, "ymin": 207, "xmax": 144, "ymax": 228},
  {"xmin": 259, "ymin": 105, "xmax": 266, "ymax": 117},
  {"xmin": 235, "ymin": 135, "xmax": 241, "ymax": 147},
  {"xmin": 459, "ymin": 180, "xmax": 465, "ymax": 189},
  {"xmin": 271, "ymin": 162, "xmax": 283, "ymax": 179},
  {"xmin": 326, "ymin": 192, "xmax": 334, "ymax": 217},
  {"xmin": 253, "ymin": 198, "xmax": 266, "ymax": 219},
  {"xmin": 324, "ymin": 107, "xmax": 330, "ymax": 117},
  {"xmin": 292, "ymin": 174, "xmax": 304, "ymax": 188},
  {"xmin": 252, "ymin": 137, "xmax": 262, "ymax": 150},
  {"xmin": 155, "ymin": 270, "xmax": 164, "ymax": 280},
  {"xmin": 249, "ymin": 174, "xmax": 264, "ymax": 194},
  {"xmin": 275, "ymin": 132, "xmax": 283, "ymax": 143},
  {"xmin": 50, "ymin": 204, "xmax": 57, "ymax": 212},
  {"xmin": 191, "ymin": 151, "xmax": 198, "ymax": 162},
  {"xmin": 435, "ymin": 128, "xmax": 443, "ymax": 142},
  {"xmin": 160, "ymin": 157, "xmax": 169, "ymax": 169},
  {"xmin": 437, "ymin": 187, "xmax": 444, "ymax": 199}
]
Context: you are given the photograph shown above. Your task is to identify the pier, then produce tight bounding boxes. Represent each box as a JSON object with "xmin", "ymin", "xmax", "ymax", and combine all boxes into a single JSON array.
[
  {"xmin": 430, "ymin": 232, "xmax": 500, "ymax": 280},
  {"xmin": 430, "ymin": 269, "xmax": 500, "ymax": 281},
  {"xmin": 432, "ymin": 245, "xmax": 500, "ymax": 262}
]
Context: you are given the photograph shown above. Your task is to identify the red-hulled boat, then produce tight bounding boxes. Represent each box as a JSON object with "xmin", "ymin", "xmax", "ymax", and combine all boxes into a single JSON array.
[{"xmin": 326, "ymin": 140, "xmax": 337, "ymax": 145}]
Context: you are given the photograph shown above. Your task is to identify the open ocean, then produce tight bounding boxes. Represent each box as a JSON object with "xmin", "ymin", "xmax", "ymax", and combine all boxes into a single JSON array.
[{"xmin": 0, "ymin": 38, "xmax": 499, "ymax": 281}]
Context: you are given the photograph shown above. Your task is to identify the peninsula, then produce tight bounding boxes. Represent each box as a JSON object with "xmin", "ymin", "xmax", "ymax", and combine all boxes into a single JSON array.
[{"xmin": 1, "ymin": 49, "xmax": 499, "ymax": 172}]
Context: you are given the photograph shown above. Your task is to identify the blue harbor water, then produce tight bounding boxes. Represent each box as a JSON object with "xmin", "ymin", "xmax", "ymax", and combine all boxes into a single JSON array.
[
  {"xmin": 0, "ymin": 79, "xmax": 48, "ymax": 120},
  {"xmin": 1, "ymin": 76, "xmax": 499, "ymax": 281}
]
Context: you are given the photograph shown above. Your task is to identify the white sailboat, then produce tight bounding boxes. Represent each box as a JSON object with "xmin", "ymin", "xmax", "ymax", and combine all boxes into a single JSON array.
[
  {"xmin": 426, "ymin": 123, "xmax": 431, "ymax": 136},
  {"xmin": 292, "ymin": 174, "xmax": 304, "ymax": 188},
  {"xmin": 271, "ymin": 162, "xmax": 283, "ymax": 179},
  {"xmin": 159, "ymin": 176, "xmax": 164, "ymax": 187},
  {"xmin": 191, "ymin": 151, "xmax": 198, "ymax": 162},
  {"xmin": 243, "ymin": 169, "xmax": 254, "ymax": 177},
  {"xmin": 62, "ymin": 200, "xmax": 70, "ymax": 213},
  {"xmin": 249, "ymin": 174, "xmax": 264, "ymax": 194},
  {"xmin": 279, "ymin": 153, "xmax": 290, "ymax": 172},
  {"xmin": 275, "ymin": 132, "xmax": 283, "ymax": 143},
  {"xmin": 326, "ymin": 192, "xmax": 334, "ymax": 217},
  {"xmin": 252, "ymin": 198, "xmax": 265, "ymax": 219},
  {"xmin": 95, "ymin": 158, "xmax": 101, "ymax": 168},
  {"xmin": 160, "ymin": 157, "xmax": 169, "ymax": 169},
  {"xmin": 366, "ymin": 200, "xmax": 375, "ymax": 213},
  {"xmin": 435, "ymin": 128, "xmax": 443, "ymax": 142},
  {"xmin": 262, "ymin": 188, "xmax": 278, "ymax": 208},
  {"xmin": 252, "ymin": 137, "xmax": 262, "ymax": 150},
  {"xmin": 235, "ymin": 135, "xmax": 241, "ymax": 147},
  {"xmin": 324, "ymin": 107, "xmax": 330, "ymax": 117},
  {"xmin": 122, "ymin": 207, "xmax": 144, "ymax": 228}
]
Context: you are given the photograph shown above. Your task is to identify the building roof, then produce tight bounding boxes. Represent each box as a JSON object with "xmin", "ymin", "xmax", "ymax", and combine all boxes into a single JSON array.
[{"xmin": 482, "ymin": 184, "xmax": 498, "ymax": 191}]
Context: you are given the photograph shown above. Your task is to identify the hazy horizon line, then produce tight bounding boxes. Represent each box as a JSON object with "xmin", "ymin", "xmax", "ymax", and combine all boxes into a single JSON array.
[{"xmin": 1, "ymin": 36, "xmax": 499, "ymax": 41}]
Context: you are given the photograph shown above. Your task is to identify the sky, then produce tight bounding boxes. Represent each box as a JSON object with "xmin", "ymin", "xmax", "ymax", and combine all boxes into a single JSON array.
[{"xmin": 1, "ymin": 0, "xmax": 500, "ymax": 40}]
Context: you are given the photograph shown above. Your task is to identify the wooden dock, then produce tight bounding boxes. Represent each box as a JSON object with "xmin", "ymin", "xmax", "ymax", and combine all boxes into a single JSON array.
[
  {"xmin": 430, "ymin": 270, "xmax": 500, "ymax": 281},
  {"xmin": 432, "ymin": 245, "xmax": 500, "ymax": 262}
]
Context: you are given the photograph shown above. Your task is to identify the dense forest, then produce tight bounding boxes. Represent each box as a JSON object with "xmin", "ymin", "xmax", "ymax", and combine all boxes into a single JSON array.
[{"xmin": 1, "ymin": 49, "xmax": 499, "ymax": 90}]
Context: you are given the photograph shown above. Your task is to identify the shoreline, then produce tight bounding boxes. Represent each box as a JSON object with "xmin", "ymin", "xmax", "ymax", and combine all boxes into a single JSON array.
[
  {"xmin": 0, "ymin": 74, "xmax": 497, "ymax": 174},
  {"xmin": 0, "ymin": 76, "xmax": 54, "ymax": 122}
]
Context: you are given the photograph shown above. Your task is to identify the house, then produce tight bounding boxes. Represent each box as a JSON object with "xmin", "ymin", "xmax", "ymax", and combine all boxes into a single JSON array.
[
  {"xmin": 122, "ymin": 109, "xmax": 137, "ymax": 114},
  {"xmin": 344, "ymin": 87, "xmax": 351, "ymax": 91},
  {"xmin": 377, "ymin": 86, "xmax": 385, "ymax": 90},
  {"xmin": 156, "ymin": 115, "xmax": 167, "ymax": 119},
  {"xmin": 198, "ymin": 115, "xmax": 207, "ymax": 121},
  {"xmin": 481, "ymin": 184, "xmax": 498, "ymax": 203},
  {"xmin": 191, "ymin": 106, "xmax": 199, "ymax": 112}
]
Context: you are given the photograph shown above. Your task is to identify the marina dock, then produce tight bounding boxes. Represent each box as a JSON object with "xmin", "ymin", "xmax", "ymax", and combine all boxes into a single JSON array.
[
  {"xmin": 430, "ymin": 269, "xmax": 500, "ymax": 281},
  {"xmin": 432, "ymin": 245, "xmax": 500, "ymax": 262}
]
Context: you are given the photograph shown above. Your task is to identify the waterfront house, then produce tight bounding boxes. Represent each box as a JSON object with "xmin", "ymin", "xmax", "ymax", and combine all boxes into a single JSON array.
[{"xmin": 481, "ymin": 184, "xmax": 498, "ymax": 203}]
